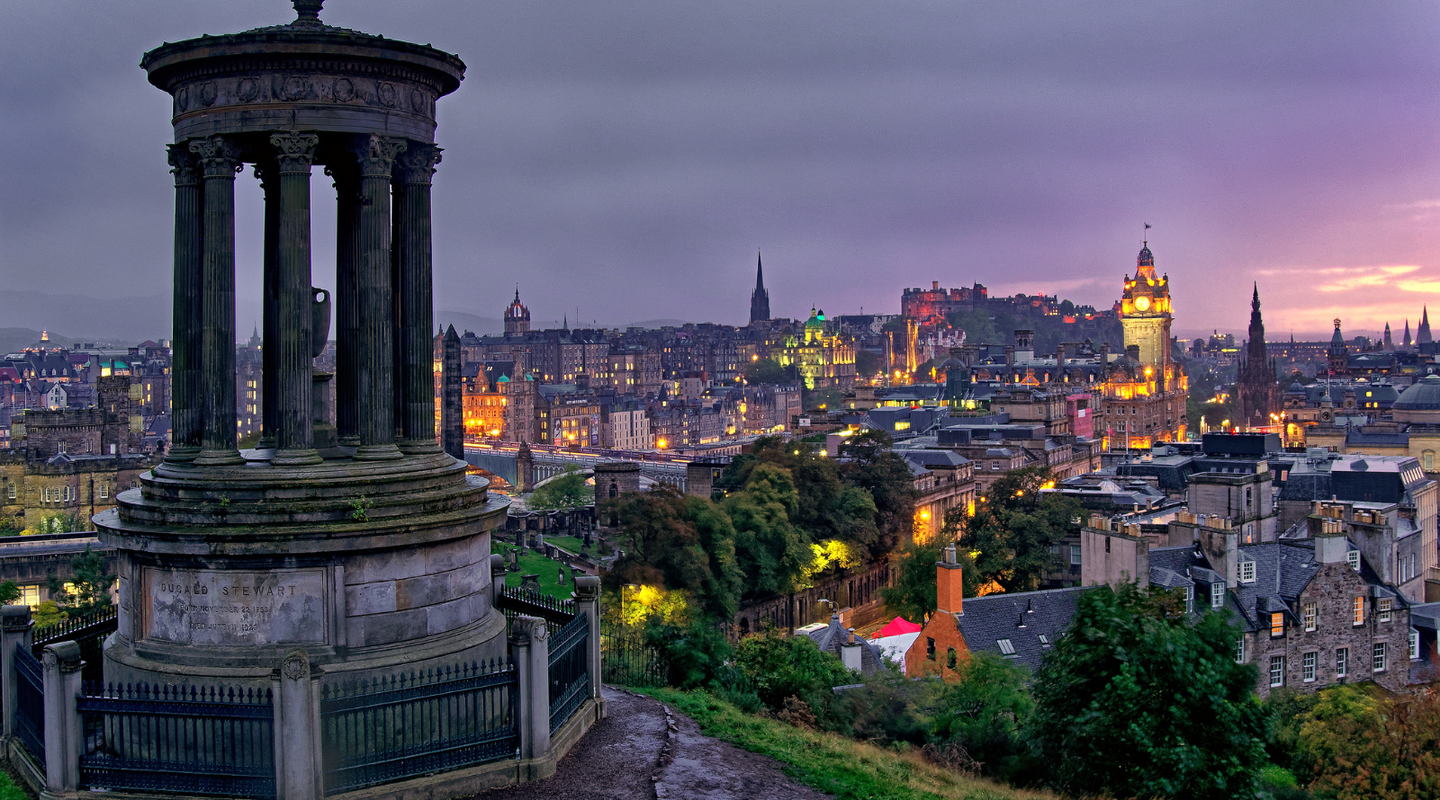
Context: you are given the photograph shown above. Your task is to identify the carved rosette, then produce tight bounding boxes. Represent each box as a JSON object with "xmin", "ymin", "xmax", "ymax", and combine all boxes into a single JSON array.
[
  {"xmin": 270, "ymin": 132, "xmax": 320, "ymax": 175},
  {"xmin": 167, "ymin": 143, "xmax": 202, "ymax": 187},
  {"xmin": 353, "ymin": 134, "xmax": 407, "ymax": 178},
  {"xmin": 397, "ymin": 144, "xmax": 442, "ymax": 186},
  {"xmin": 281, "ymin": 651, "xmax": 309, "ymax": 680},
  {"xmin": 189, "ymin": 135, "xmax": 243, "ymax": 178}
]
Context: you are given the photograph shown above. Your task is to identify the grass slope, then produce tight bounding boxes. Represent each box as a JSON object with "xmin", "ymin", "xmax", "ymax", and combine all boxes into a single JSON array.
[{"xmin": 641, "ymin": 688, "xmax": 1058, "ymax": 800}]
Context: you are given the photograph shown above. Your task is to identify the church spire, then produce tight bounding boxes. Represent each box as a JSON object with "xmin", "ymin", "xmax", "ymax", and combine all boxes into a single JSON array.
[{"xmin": 749, "ymin": 250, "xmax": 771, "ymax": 324}]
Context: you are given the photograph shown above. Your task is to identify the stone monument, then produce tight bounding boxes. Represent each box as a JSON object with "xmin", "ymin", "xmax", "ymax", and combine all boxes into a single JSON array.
[{"xmin": 96, "ymin": 0, "xmax": 508, "ymax": 688}]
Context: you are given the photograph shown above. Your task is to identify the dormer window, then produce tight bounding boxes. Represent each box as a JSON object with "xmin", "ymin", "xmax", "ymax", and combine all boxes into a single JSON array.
[
  {"xmin": 1346, "ymin": 551, "xmax": 1360, "ymax": 572},
  {"xmin": 1210, "ymin": 582, "xmax": 1225, "ymax": 609},
  {"xmin": 1239, "ymin": 560, "xmax": 1255, "ymax": 583},
  {"xmin": 1270, "ymin": 612, "xmax": 1284, "ymax": 637}
]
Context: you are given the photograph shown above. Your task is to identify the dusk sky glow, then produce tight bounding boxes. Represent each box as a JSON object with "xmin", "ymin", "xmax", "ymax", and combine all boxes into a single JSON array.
[{"xmin": 3, "ymin": 0, "xmax": 1439, "ymax": 341}]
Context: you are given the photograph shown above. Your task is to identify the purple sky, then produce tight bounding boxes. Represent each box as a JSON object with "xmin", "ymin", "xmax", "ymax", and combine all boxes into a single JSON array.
[{"xmin": 2, "ymin": 0, "xmax": 1439, "ymax": 341}]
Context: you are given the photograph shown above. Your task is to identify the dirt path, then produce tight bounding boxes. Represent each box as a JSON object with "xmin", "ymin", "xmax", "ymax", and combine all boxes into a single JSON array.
[{"xmin": 472, "ymin": 686, "xmax": 831, "ymax": 800}]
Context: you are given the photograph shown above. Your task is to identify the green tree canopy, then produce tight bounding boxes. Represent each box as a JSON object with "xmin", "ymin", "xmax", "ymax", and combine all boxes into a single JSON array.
[
  {"xmin": 1028, "ymin": 584, "xmax": 1267, "ymax": 800},
  {"xmin": 603, "ymin": 488, "xmax": 740, "ymax": 620},
  {"xmin": 724, "ymin": 462, "xmax": 811, "ymax": 597},
  {"xmin": 854, "ymin": 348, "xmax": 882, "ymax": 377},
  {"xmin": 958, "ymin": 466, "xmax": 1080, "ymax": 592},
  {"xmin": 881, "ymin": 537, "xmax": 979, "ymax": 623},
  {"xmin": 527, "ymin": 465, "xmax": 593, "ymax": 511},
  {"xmin": 48, "ymin": 545, "xmax": 115, "ymax": 613},
  {"xmin": 744, "ymin": 357, "xmax": 794, "ymax": 385}
]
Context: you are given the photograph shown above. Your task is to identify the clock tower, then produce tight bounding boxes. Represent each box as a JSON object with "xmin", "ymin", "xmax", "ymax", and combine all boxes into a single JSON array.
[{"xmin": 1121, "ymin": 242, "xmax": 1173, "ymax": 388}]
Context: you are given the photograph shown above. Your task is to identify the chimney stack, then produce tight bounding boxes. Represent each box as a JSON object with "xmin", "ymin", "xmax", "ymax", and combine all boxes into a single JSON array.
[{"xmin": 937, "ymin": 544, "xmax": 963, "ymax": 615}]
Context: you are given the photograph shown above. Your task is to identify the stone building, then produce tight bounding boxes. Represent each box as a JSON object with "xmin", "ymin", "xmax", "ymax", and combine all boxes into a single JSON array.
[
  {"xmin": 1234, "ymin": 285, "xmax": 1282, "ymax": 429},
  {"xmin": 749, "ymin": 252, "xmax": 770, "ymax": 325}
]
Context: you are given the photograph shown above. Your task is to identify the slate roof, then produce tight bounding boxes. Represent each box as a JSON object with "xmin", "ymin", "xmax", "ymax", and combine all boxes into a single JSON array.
[
  {"xmin": 899, "ymin": 450, "xmax": 970, "ymax": 468},
  {"xmin": 951, "ymin": 586, "xmax": 1088, "ymax": 672},
  {"xmin": 797, "ymin": 615, "xmax": 887, "ymax": 674}
]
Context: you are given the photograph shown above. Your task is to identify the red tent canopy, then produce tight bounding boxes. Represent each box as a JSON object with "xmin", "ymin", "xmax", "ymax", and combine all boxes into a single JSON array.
[{"xmin": 875, "ymin": 616, "xmax": 922, "ymax": 638}]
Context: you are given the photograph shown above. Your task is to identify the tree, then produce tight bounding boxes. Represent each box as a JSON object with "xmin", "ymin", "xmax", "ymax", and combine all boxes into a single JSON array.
[
  {"xmin": 733, "ymin": 629, "xmax": 853, "ymax": 711},
  {"xmin": 0, "ymin": 581, "xmax": 19, "ymax": 605},
  {"xmin": 724, "ymin": 463, "xmax": 811, "ymax": 597},
  {"xmin": 744, "ymin": 357, "xmax": 792, "ymax": 385},
  {"xmin": 527, "ymin": 465, "xmax": 593, "ymax": 511},
  {"xmin": 958, "ymin": 467, "xmax": 1080, "ymax": 592},
  {"xmin": 1293, "ymin": 684, "xmax": 1440, "ymax": 800},
  {"xmin": 881, "ymin": 526, "xmax": 981, "ymax": 623},
  {"xmin": 838, "ymin": 429, "xmax": 917, "ymax": 556},
  {"xmin": 932, "ymin": 653, "xmax": 1035, "ymax": 781},
  {"xmin": 854, "ymin": 349, "xmax": 882, "ymax": 377},
  {"xmin": 47, "ymin": 545, "xmax": 115, "ymax": 613},
  {"xmin": 1028, "ymin": 584, "xmax": 1267, "ymax": 800},
  {"xmin": 602, "ymin": 489, "xmax": 741, "ymax": 620}
]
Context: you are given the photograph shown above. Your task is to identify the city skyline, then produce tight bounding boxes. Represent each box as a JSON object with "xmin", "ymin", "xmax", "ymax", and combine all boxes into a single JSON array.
[{"xmin": 3, "ymin": 0, "xmax": 1439, "ymax": 339}]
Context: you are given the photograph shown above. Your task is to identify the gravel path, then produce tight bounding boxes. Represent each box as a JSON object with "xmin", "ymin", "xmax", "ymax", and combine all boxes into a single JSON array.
[{"xmin": 472, "ymin": 686, "xmax": 831, "ymax": 800}]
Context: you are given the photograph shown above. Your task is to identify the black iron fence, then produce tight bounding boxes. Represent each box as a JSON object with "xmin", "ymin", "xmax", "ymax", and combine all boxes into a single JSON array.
[
  {"xmin": 319, "ymin": 659, "xmax": 519, "ymax": 796},
  {"xmin": 14, "ymin": 643, "xmax": 45, "ymax": 765},
  {"xmin": 547, "ymin": 611, "xmax": 589, "ymax": 734},
  {"xmin": 34, "ymin": 605, "xmax": 118, "ymax": 685},
  {"xmin": 600, "ymin": 621, "xmax": 666, "ymax": 688},
  {"xmin": 77, "ymin": 682, "xmax": 275, "ymax": 798},
  {"xmin": 496, "ymin": 586, "xmax": 575, "ymax": 636}
]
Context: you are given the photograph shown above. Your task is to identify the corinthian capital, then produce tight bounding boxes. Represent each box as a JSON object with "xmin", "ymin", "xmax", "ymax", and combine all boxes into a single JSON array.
[
  {"xmin": 352, "ymin": 134, "xmax": 407, "ymax": 178},
  {"xmin": 396, "ymin": 144, "xmax": 442, "ymax": 186},
  {"xmin": 167, "ymin": 143, "xmax": 201, "ymax": 187},
  {"xmin": 270, "ymin": 132, "xmax": 320, "ymax": 175},
  {"xmin": 189, "ymin": 135, "xmax": 243, "ymax": 178}
]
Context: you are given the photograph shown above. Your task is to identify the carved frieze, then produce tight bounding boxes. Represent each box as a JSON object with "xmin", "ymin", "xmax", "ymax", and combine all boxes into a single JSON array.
[{"xmin": 171, "ymin": 72, "xmax": 436, "ymax": 122}]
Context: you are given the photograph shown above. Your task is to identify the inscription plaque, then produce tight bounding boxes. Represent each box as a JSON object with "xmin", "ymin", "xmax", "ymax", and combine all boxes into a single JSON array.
[{"xmin": 144, "ymin": 568, "xmax": 326, "ymax": 646}]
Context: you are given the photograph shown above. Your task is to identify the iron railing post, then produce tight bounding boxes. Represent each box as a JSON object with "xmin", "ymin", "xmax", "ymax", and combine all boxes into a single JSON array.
[
  {"xmin": 41, "ymin": 641, "xmax": 83, "ymax": 793},
  {"xmin": 1, "ymin": 605, "xmax": 32, "ymax": 739},
  {"xmin": 273, "ymin": 649, "xmax": 322, "ymax": 800},
  {"xmin": 509, "ymin": 615, "xmax": 549, "ymax": 765},
  {"xmin": 574, "ymin": 577, "xmax": 603, "ymax": 704}
]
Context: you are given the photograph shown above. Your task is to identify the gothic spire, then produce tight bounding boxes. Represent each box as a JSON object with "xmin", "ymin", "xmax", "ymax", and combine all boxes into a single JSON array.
[{"xmin": 756, "ymin": 251, "xmax": 765, "ymax": 291}]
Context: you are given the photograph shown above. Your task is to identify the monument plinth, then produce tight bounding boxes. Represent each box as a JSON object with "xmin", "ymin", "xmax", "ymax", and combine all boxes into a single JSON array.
[{"xmin": 97, "ymin": 0, "xmax": 507, "ymax": 688}]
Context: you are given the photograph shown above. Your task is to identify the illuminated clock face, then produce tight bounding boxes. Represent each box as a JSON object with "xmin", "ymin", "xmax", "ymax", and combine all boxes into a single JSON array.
[{"xmin": 1134, "ymin": 296, "xmax": 1151, "ymax": 312}]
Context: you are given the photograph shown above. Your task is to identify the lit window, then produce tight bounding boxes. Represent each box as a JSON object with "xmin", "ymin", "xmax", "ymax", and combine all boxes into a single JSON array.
[
  {"xmin": 997, "ymin": 639, "xmax": 1015, "ymax": 655},
  {"xmin": 1378, "ymin": 598, "xmax": 1392, "ymax": 624},
  {"xmin": 1412, "ymin": 629, "xmax": 1421, "ymax": 661},
  {"xmin": 1270, "ymin": 612, "xmax": 1284, "ymax": 637},
  {"xmin": 1373, "ymin": 642, "xmax": 1387, "ymax": 673},
  {"xmin": 1303, "ymin": 602, "xmax": 1317, "ymax": 632},
  {"xmin": 1353, "ymin": 596, "xmax": 1364, "ymax": 626},
  {"xmin": 1240, "ymin": 560, "xmax": 1255, "ymax": 583},
  {"xmin": 1336, "ymin": 647, "xmax": 1348, "ymax": 678},
  {"xmin": 1346, "ymin": 551, "xmax": 1360, "ymax": 572},
  {"xmin": 1211, "ymin": 582, "xmax": 1224, "ymax": 609},
  {"xmin": 1269, "ymin": 655, "xmax": 1284, "ymax": 688}
]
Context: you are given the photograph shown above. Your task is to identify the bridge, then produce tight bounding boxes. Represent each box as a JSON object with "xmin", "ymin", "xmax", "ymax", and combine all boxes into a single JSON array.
[{"xmin": 464, "ymin": 443, "xmax": 693, "ymax": 492}]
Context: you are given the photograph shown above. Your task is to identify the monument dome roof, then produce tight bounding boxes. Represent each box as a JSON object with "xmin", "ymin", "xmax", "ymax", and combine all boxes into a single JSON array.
[{"xmin": 1394, "ymin": 375, "xmax": 1440, "ymax": 410}]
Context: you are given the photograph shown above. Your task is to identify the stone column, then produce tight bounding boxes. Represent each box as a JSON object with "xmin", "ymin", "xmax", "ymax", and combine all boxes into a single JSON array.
[
  {"xmin": 41, "ymin": 641, "xmax": 83, "ymax": 794},
  {"xmin": 574, "ymin": 576, "xmax": 603, "ymax": 703},
  {"xmin": 350, "ymin": 134, "xmax": 406, "ymax": 461},
  {"xmin": 190, "ymin": 134, "xmax": 245, "ymax": 466},
  {"xmin": 272, "ymin": 650, "xmax": 322, "ymax": 800},
  {"xmin": 166, "ymin": 144, "xmax": 204, "ymax": 462},
  {"xmin": 396, "ymin": 145, "xmax": 444, "ymax": 454},
  {"xmin": 328, "ymin": 162, "xmax": 361, "ymax": 448},
  {"xmin": 1, "ymin": 605, "xmax": 32, "ymax": 739},
  {"xmin": 270, "ymin": 133, "xmax": 322, "ymax": 466},
  {"xmin": 509, "ymin": 615, "xmax": 550, "ymax": 762},
  {"xmin": 256, "ymin": 161, "xmax": 281, "ymax": 451}
]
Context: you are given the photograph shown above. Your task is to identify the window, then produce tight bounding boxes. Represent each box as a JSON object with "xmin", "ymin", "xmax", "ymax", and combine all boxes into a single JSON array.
[
  {"xmin": 5, "ymin": 483, "xmax": 13, "ymax": 500},
  {"xmin": 1373, "ymin": 642, "xmax": 1387, "ymax": 673},
  {"xmin": 1378, "ymin": 598, "xmax": 1392, "ymax": 623},
  {"xmin": 1070, "ymin": 545, "xmax": 1081, "ymax": 565},
  {"xmin": 1412, "ymin": 629, "xmax": 1421, "ymax": 661},
  {"xmin": 18, "ymin": 585, "xmax": 39, "ymax": 607},
  {"xmin": 1269, "ymin": 655, "xmax": 1284, "ymax": 688},
  {"xmin": 1302, "ymin": 652, "xmax": 1316, "ymax": 682},
  {"xmin": 1235, "ymin": 637, "xmax": 1245, "ymax": 664},
  {"xmin": 926, "ymin": 637, "xmax": 935, "ymax": 661},
  {"xmin": 997, "ymin": 639, "xmax": 1016, "ymax": 655},
  {"xmin": 1303, "ymin": 602, "xmax": 1317, "ymax": 632},
  {"xmin": 1038, "ymin": 635, "xmax": 1050, "ymax": 647},
  {"xmin": 98, "ymin": 484, "xmax": 108, "ymax": 499},
  {"xmin": 1210, "ymin": 582, "xmax": 1225, "ymax": 609},
  {"xmin": 1240, "ymin": 560, "xmax": 1255, "ymax": 583},
  {"xmin": 946, "ymin": 648, "xmax": 958, "ymax": 669},
  {"xmin": 1346, "ymin": 550, "xmax": 1360, "ymax": 572},
  {"xmin": 1336, "ymin": 647, "xmax": 1348, "ymax": 678},
  {"xmin": 1184, "ymin": 585, "xmax": 1194, "ymax": 614},
  {"xmin": 1270, "ymin": 612, "xmax": 1284, "ymax": 637},
  {"xmin": 1353, "ymin": 596, "xmax": 1364, "ymax": 626}
]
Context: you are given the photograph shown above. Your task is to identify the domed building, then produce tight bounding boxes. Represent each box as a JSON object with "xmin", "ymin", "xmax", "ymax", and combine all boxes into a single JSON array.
[{"xmin": 1393, "ymin": 375, "xmax": 1440, "ymax": 424}]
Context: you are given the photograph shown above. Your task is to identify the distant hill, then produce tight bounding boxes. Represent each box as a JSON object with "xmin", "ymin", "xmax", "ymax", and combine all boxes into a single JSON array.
[
  {"xmin": 0, "ymin": 328, "xmax": 91, "ymax": 357},
  {"xmin": 436, "ymin": 311, "xmax": 503, "ymax": 337},
  {"xmin": 623, "ymin": 318, "xmax": 692, "ymax": 329},
  {"xmin": 0, "ymin": 292, "xmax": 170, "ymax": 345}
]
